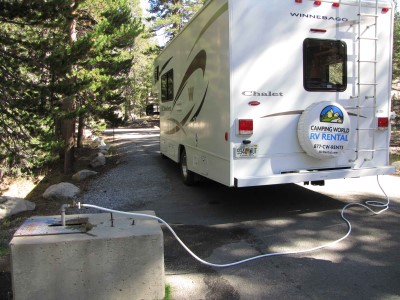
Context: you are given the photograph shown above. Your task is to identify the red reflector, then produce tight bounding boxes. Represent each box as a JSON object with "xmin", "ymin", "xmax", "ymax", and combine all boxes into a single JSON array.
[
  {"xmin": 378, "ymin": 117, "xmax": 389, "ymax": 128},
  {"xmin": 332, "ymin": 2, "xmax": 340, "ymax": 7},
  {"xmin": 310, "ymin": 28, "xmax": 327, "ymax": 33},
  {"xmin": 314, "ymin": 1, "xmax": 321, "ymax": 6},
  {"xmin": 382, "ymin": 7, "xmax": 390, "ymax": 13},
  {"xmin": 248, "ymin": 101, "xmax": 261, "ymax": 106},
  {"xmin": 295, "ymin": 0, "xmax": 302, "ymax": 3},
  {"xmin": 238, "ymin": 119, "xmax": 253, "ymax": 135},
  {"xmin": 225, "ymin": 132, "xmax": 229, "ymax": 141}
]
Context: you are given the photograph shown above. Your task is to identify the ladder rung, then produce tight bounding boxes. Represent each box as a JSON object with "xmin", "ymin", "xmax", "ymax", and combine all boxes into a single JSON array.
[
  {"xmin": 358, "ymin": 83, "xmax": 378, "ymax": 86},
  {"xmin": 344, "ymin": 106, "xmax": 375, "ymax": 109},
  {"xmin": 358, "ymin": 60, "xmax": 377, "ymax": 63},
  {"xmin": 348, "ymin": 96, "xmax": 376, "ymax": 101},
  {"xmin": 358, "ymin": 106, "xmax": 376, "ymax": 109},
  {"xmin": 355, "ymin": 149, "xmax": 376, "ymax": 153},
  {"xmin": 358, "ymin": 37, "xmax": 378, "ymax": 41}
]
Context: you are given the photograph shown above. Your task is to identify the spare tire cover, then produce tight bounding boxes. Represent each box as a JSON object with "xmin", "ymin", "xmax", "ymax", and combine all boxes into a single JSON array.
[{"xmin": 297, "ymin": 101, "xmax": 352, "ymax": 160}]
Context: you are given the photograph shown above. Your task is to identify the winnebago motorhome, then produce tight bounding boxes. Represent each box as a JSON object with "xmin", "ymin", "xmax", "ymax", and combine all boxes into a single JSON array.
[{"xmin": 153, "ymin": 0, "xmax": 396, "ymax": 187}]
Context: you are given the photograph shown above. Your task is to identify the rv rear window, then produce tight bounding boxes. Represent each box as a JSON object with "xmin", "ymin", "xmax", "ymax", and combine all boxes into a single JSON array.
[
  {"xmin": 161, "ymin": 69, "xmax": 174, "ymax": 102},
  {"xmin": 303, "ymin": 38, "xmax": 347, "ymax": 92}
]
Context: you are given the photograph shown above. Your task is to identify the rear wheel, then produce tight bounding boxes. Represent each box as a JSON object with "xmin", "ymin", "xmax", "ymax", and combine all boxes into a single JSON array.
[{"xmin": 180, "ymin": 148, "xmax": 195, "ymax": 186}]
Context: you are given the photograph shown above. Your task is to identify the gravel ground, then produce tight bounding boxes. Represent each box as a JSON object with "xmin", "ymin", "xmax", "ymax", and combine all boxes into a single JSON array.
[{"xmin": 75, "ymin": 128, "xmax": 167, "ymax": 214}]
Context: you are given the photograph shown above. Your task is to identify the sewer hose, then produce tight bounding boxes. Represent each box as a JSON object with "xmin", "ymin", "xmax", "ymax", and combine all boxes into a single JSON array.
[{"xmin": 69, "ymin": 176, "xmax": 390, "ymax": 268}]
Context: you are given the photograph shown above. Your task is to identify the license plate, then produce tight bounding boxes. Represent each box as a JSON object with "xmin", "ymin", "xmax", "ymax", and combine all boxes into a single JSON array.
[{"xmin": 235, "ymin": 144, "xmax": 258, "ymax": 158}]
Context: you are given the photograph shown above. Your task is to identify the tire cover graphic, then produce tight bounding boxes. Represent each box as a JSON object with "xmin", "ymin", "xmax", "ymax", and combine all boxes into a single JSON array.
[{"xmin": 297, "ymin": 101, "xmax": 352, "ymax": 159}]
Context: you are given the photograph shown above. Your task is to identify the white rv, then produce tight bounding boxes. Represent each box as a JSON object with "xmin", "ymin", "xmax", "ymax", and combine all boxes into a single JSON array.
[{"xmin": 153, "ymin": 0, "xmax": 396, "ymax": 187}]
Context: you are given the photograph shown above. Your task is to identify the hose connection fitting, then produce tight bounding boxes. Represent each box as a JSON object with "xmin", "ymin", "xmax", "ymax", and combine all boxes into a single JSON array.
[{"xmin": 60, "ymin": 201, "xmax": 82, "ymax": 226}]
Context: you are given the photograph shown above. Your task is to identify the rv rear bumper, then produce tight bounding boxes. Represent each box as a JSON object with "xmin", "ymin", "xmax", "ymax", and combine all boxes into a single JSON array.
[{"xmin": 234, "ymin": 166, "xmax": 396, "ymax": 188}]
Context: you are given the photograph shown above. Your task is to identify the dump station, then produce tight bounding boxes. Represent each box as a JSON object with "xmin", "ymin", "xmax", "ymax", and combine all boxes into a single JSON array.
[{"xmin": 10, "ymin": 211, "xmax": 164, "ymax": 300}]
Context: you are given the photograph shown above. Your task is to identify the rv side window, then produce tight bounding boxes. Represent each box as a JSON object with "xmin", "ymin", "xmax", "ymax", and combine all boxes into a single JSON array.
[
  {"xmin": 303, "ymin": 38, "xmax": 347, "ymax": 92},
  {"xmin": 161, "ymin": 69, "xmax": 174, "ymax": 102}
]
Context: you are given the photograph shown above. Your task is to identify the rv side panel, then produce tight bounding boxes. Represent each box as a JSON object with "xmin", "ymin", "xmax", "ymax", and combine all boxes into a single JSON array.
[{"xmin": 156, "ymin": 0, "xmax": 232, "ymax": 186}]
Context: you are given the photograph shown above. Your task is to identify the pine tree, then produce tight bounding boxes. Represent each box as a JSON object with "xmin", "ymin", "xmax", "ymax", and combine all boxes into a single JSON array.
[
  {"xmin": 73, "ymin": 0, "xmax": 144, "ymax": 148},
  {"xmin": 147, "ymin": 0, "xmax": 206, "ymax": 43},
  {"xmin": 0, "ymin": 0, "xmax": 74, "ymax": 174},
  {"xmin": 0, "ymin": 0, "xmax": 143, "ymax": 175}
]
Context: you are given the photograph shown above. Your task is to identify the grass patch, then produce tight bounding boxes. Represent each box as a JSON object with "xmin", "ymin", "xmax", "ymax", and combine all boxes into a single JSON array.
[
  {"xmin": 0, "ymin": 245, "xmax": 9, "ymax": 257},
  {"xmin": 0, "ymin": 215, "xmax": 27, "ymax": 258},
  {"xmin": 164, "ymin": 284, "xmax": 172, "ymax": 300}
]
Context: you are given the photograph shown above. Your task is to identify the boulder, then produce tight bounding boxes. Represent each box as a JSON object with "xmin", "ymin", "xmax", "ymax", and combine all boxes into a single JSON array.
[
  {"xmin": 98, "ymin": 144, "xmax": 110, "ymax": 151},
  {"xmin": 90, "ymin": 152, "xmax": 106, "ymax": 168},
  {"xmin": 72, "ymin": 170, "xmax": 98, "ymax": 182},
  {"xmin": 91, "ymin": 136, "xmax": 106, "ymax": 147},
  {"xmin": 0, "ymin": 196, "xmax": 35, "ymax": 219},
  {"xmin": 42, "ymin": 182, "xmax": 80, "ymax": 201}
]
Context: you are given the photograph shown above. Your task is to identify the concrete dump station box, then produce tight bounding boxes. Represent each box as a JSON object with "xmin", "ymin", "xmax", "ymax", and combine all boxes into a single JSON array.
[{"xmin": 10, "ymin": 211, "xmax": 164, "ymax": 300}]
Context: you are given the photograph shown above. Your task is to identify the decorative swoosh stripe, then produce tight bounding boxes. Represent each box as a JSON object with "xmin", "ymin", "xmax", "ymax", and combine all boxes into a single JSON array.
[
  {"xmin": 159, "ymin": 57, "xmax": 173, "ymax": 78},
  {"xmin": 261, "ymin": 111, "xmax": 304, "ymax": 118},
  {"xmin": 164, "ymin": 105, "xmax": 195, "ymax": 135},
  {"xmin": 190, "ymin": 84, "xmax": 209, "ymax": 122},
  {"xmin": 165, "ymin": 84, "xmax": 209, "ymax": 135},
  {"xmin": 261, "ymin": 110, "xmax": 366, "ymax": 119},
  {"xmin": 348, "ymin": 112, "xmax": 367, "ymax": 118},
  {"xmin": 188, "ymin": 2, "xmax": 228, "ymax": 58},
  {"xmin": 173, "ymin": 50, "xmax": 207, "ymax": 108}
]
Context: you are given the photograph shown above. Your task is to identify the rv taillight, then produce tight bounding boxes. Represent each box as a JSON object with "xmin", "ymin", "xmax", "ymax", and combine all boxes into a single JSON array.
[
  {"xmin": 295, "ymin": 0, "xmax": 302, "ymax": 3},
  {"xmin": 378, "ymin": 117, "xmax": 389, "ymax": 129},
  {"xmin": 238, "ymin": 119, "xmax": 253, "ymax": 135},
  {"xmin": 332, "ymin": 2, "xmax": 340, "ymax": 7},
  {"xmin": 382, "ymin": 7, "xmax": 390, "ymax": 13},
  {"xmin": 314, "ymin": 1, "xmax": 321, "ymax": 6}
]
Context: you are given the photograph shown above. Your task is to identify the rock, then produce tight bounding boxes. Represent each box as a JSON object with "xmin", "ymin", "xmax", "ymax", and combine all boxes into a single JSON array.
[
  {"xmin": 99, "ymin": 149, "xmax": 108, "ymax": 155},
  {"xmin": 72, "ymin": 170, "xmax": 98, "ymax": 182},
  {"xmin": 0, "ymin": 196, "xmax": 36, "ymax": 219},
  {"xmin": 392, "ymin": 161, "xmax": 400, "ymax": 171},
  {"xmin": 42, "ymin": 182, "xmax": 80, "ymax": 201},
  {"xmin": 91, "ymin": 136, "xmax": 106, "ymax": 147},
  {"xmin": 90, "ymin": 152, "xmax": 106, "ymax": 168},
  {"xmin": 98, "ymin": 144, "xmax": 110, "ymax": 151}
]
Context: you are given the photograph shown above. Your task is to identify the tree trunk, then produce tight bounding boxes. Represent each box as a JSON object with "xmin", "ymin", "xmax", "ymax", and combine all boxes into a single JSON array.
[
  {"xmin": 77, "ymin": 114, "xmax": 84, "ymax": 148},
  {"xmin": 61, "ymin": 1, "xmax": 78, "ymax": 173},
  {"xmin": 61, "ymin": 97, "xmax": 75, "ymax": 173}
]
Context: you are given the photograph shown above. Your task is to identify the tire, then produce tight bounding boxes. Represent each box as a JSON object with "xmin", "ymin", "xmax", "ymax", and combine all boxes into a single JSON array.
[{"xmin": 180, "ymin": 148, "xmax": 195, "ymax": 186}]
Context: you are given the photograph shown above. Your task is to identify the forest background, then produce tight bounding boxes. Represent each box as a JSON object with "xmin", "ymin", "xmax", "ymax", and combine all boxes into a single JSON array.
[{"xmin": 0, "ymin": 0, "xmax": 399, "ymax": 180}]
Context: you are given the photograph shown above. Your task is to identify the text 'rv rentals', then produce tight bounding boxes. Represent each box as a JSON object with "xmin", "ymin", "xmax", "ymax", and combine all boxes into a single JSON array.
[{"xmin": 152, "ymin": 0, "xmax": 396, "ymax": 187}]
